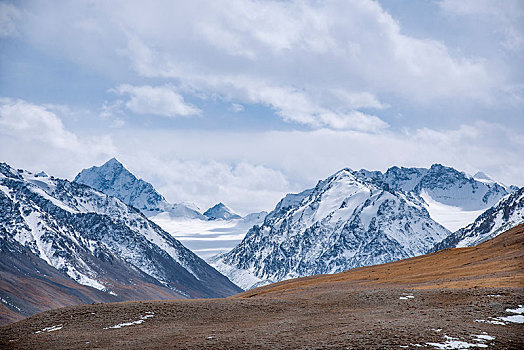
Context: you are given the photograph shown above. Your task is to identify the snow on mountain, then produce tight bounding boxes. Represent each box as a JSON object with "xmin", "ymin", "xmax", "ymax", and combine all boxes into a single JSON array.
[
  {"xmin": 204, "ymin": 203, "xmax": 241, "ymax": 221},
  {"xmin": 364, "ymin": 164, "xmax": 512, "ymax": 231},
  {"xmin": 0, "ymin": 162, "xmax": 241, "ymax": 298},
  {"xmin": 432, "ymin": 187, "xmax": 524, "ymax": 250},
  {"xmin": 75, "ymin": 158, "xmax": 267, "ymax": 259},
  {"xmin": 74, "ymin": 158, "xmax": 204, "ymax": 219},
  {"xmin": 151, "ymin": 211, "xmax": 267, "ymax": 259},
  {"xmin": 212, "ymin": 168, "xmax": 451, "ymax": 290}
]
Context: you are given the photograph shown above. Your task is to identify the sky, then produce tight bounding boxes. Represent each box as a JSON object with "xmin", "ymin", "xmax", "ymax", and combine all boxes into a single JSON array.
[{"xmin": 0, "ymin": 0, "xmax": 523, "ymax": 215}]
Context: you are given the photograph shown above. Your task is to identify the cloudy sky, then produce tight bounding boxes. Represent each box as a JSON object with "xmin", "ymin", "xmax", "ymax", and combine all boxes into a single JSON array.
[{"xmin": 1, "ymin": 0, "xmax": 523, "ymax": 214}]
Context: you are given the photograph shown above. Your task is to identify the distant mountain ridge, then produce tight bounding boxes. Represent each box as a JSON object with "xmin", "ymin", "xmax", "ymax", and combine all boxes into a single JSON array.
[
  {"xmin": 211, "ymin": 164, "xmax": 518, "ymax": 289},
  {"xmin": 359, "ymin": 164, "xmax": 511, "ymax": 231},
  {"xmin": 74, "ymin": 158, "xmax": 205, "ymax": 219},
  {"xmin": 0, "ymin": 162, "xmax": 241, "ymax": 306},
  {"xmin": 432, "ymin": 187, "xmax": 524, "ymax": 250},
  {"xmin": 75, "ymin": 158, "xmax": 267, "ymax": 260},
  {"xmin": 204, "ymin": 202, "xmax": 241, "ymax": 220},
  {"xmin": 212, "ymin": 167, "xmax": 452, "ymax": 289}
]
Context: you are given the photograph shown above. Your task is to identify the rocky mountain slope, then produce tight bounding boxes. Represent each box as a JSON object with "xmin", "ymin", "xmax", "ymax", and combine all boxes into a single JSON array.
[
  {"xmin": 75, "ymin": 158, "xmax": 267, "ymax": 259},
  {"xmin": 212, "ymin": 168, "xmax": 452, "ymax": 289},
  {"xmin": 74, "ymin": 158, "xmax": 204, "ymax": 219},
  {"xmin": 432, "ymin": 187, "xmax": 524, "ymax": 251},
  {"xmin": 361, "ymin": 164, "xmax": 512, "ymax": 231},
  {"xmin": 0, "ymin": 235, "xmax": 121, "ymax": 325},
  {"xmin": 0, "ymin": 163, "xmax": 241, "ymax": 308},
  {"xmin": 211, "ymin": 164, "xmax": 518, "ymax": 289}
]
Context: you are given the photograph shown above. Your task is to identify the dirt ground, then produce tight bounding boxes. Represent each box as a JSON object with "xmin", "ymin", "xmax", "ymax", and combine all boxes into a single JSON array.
[{"xmin": 0, "ymin": 287, "xmax": 522, "ymax": 349}]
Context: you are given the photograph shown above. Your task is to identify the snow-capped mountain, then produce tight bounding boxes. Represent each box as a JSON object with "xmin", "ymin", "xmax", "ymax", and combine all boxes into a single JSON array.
[
  {"xmin": 361, "ymin": 164, "xmax": 512, "ymax": 231},
  {"xmin": 0, "ymin": 162, "xmax": 241, "ymax": 299},
  {"xmin": 74, "ymin": 158, "xmax": 204, "ymax": 219},
  {"xmin": 75, "ymin": 158, "xmax": 266, "ymax": 259},
  {"xmin": 432, "ymin": 187, "xmax": 524, "ymax": 250},
  {"xmin": 212, "ymin": 168, "xmax": 451, "ymax": 289},
  {"xmin": 204, "ymin": 202, "xmax": 241, "ymax": 220}
]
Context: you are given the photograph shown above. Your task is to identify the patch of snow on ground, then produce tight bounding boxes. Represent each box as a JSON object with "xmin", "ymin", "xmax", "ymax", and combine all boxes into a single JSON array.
[
  {"xmin": 426, "ymin": 335, "xmax": 487, "ymax": 349},
  {"xmin": 35, "ymin": 325, "xmax": 63, "ymax": 334},
  {"xmin": 475, "ymin": 305, "xmax": 524, "ymax": 325},
  {"xmin": 475, "ymin": 319, "xmax": 506, "ymax": 325},
  {"xmin": 506, "ymin": 305, "xmax": 524, "ymax": 314},
  {"xmin": 400, "ymin": 295, "xmax": 414, "ymax": 300},
  {"xmin": 472, "ymin": 334, "xmax": 495, "ymax": 341},
  {"xmin": 498, "ymin": 315, "xmax": 524, "ymax": 324},
  {"xmin": 103, "ymin": 313, "xmax": 154, "ymax": 329},
  {"xmin": 420, "ymin": 191, "xmax": 485, "ymax": 232}
]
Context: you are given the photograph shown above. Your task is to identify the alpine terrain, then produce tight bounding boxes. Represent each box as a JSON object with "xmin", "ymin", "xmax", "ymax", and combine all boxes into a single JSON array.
[
  {"xmin": 74, "ymin": 158, "xmax": 205, "ymax": 219},
  {"xmin": 360, "ymin": 164, "xmax": 512, "ymax": 231},
  {"xmin": 0, "ymin": 162, "xmax": 241, "ymax": 324},
  {"xmin": 75, "ymin": 159, "xmax": 267, "ymax": 259},
  {"xmin": 2, "ymin": 224, "xmax": 522, "ymax": 349},
  {"xmin": 204, "ymin": 203, "xmax": 242, "ymax": 221},
  {"xmin": 432, "ymin": 187, "xmax": 524, "ymax": 250},
  {"xmin": 211, "ymin": 164, "xmax": 517, "ymax": 289}
]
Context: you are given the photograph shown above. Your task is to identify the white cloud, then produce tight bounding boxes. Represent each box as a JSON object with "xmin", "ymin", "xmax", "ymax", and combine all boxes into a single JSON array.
[
  {"xmin": 0, "ymin": 98, "xmax": 79, "ymax": 149},
  {"xmin": 112, "ymin": 120, "xmax": 524, "ymax": 207},
  {"xmin": 0, "ymin": 98, "xmax": 116, "ymax": 178},
  {"xmin": 12, "ymin": 0, "xmax": 501, "ymax": 131},
  {"xmin": 114, "ymin": 84, "xmax": 201, "ymax": 118},
  {"xmin": 2, "ymin": 97, "xmax": 521, "ymax": 213},
  {"xmin": 2, "ymin": 1, "xmax": 522, "ymax": 214},
  {"xmin": 230, "ymin": 103, "xmax": 244, "ymax": 112},
  {"xmin": 117, "ymin": 157, "xmax": 291, "ymax": 215},
  {"xmin": 0, "ymin": 2, "xmax": 20, "ymax": 38}
]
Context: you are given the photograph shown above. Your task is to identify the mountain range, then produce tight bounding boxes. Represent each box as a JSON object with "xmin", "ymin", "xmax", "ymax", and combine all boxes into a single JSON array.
[
  {"xmin": 75, "ymin": 158, "xmax": 265, "ymax": 258},
  {"xmin": 0, "ymin": 162, "xmax": 241, "ymax": 324},
  {"xmin": 1, "ymin": 159, "xmax": 522, "ymax": 325},
  {"xmin": 211, "ymin": 164, "xmax": 520, "ymax": 289},
  {"xmin": 433, "ymin": 186, "xmax": 524, "ymax": 250}
]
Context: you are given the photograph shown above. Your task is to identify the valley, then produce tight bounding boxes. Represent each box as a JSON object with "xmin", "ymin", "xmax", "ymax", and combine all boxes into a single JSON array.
[{"xmin": 1, "ymin": 224, "xmax": 522, "ymax": 349}]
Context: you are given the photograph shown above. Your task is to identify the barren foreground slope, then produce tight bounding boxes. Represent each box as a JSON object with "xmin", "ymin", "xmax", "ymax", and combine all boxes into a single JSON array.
[{"xmin": 1, "ymin": 224, "xmax": 523, "ymax": 349}]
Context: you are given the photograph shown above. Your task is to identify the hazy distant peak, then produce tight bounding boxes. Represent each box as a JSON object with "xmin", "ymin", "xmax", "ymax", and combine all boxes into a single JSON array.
[{"xmin": 204, "ymin": 203, "xmax": 241, "ymax": 220}]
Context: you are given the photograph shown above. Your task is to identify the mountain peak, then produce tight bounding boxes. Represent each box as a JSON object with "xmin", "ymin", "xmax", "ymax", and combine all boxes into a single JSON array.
[
  {"xmin": 74, "ymin": 159, "xmax": 166, "ymax": 214},
  {"xmin": 104, "ymin": 157, "xmax": 124, "ymax": 167},
  {"xmin": 35, "ymin": 171, "xmax": 48, "ymax": 178},
  {"xmin": 204, "ymin": 203, "xmax": 241, "ymax": 220},
  {"xmin": 75, "ymin": 160, "xmax": 205, "ymax": 219}
]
